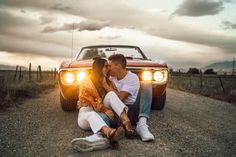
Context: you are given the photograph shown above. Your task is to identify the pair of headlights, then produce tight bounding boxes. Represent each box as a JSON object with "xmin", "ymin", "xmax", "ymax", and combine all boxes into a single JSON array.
[
  {"xmin": 63, "ymin": 70, "xmax": 168, "ymax": 84},
  {"xmin": 64, "ymin": 71, "xmax": 86, "ymax": 83},
  {"xmin": 142, "ymin": 71, "xmax": 167, "ymax": 82}
]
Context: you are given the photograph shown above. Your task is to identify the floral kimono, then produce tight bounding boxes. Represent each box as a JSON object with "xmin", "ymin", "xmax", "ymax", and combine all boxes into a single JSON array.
[{"xmin": 77, "ymin": 75, "xmax": 112, "ymax": 115}]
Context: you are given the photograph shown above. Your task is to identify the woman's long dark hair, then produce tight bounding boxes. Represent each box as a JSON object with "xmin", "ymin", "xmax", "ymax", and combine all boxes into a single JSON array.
[{"xmin": 90, "ymin": 58, "xmax": 110, "ymax": 98}]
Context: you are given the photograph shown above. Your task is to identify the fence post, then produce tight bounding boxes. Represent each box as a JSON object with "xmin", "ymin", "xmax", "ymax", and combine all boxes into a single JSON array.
[
  {"xmin": 29, "ymin": 63, "xmax": 31, "ymax": 82},
  {"xmin": 18, "ymin": 66, "xmax": 22, "ymax": 81},
  {"xmin": 37, "ymin": 65, "xmax": 42, "ymax": 81},
  {"xmin": 40, "ymin": 66, "xmax": 42, "ymax": 81},
  {"xmin": 14, "ymin": 65, "xmax": 19, "ymax": 81},
  {"xmin": 218, "ymin": 76, "xmax": 225, "ymax": 94},
  {"xmin": 38, "ymin": 65, "xmax": 42, "ymax": 82}
]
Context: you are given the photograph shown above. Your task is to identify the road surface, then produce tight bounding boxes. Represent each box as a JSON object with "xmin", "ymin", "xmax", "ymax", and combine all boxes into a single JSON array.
[{"xmin": 0, "ymin": 88, "xmax": 235, "ymax": 157}]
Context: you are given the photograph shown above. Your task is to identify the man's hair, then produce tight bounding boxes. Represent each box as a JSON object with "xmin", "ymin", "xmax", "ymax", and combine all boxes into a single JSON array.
[{"xmin": 108, "ymin": 54, "xmax": 127, "ymax": 68}]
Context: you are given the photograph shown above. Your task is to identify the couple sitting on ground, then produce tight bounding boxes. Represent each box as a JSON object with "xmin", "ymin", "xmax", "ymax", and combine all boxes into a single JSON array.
[{"xmin": 71, "ymin": 54, "xmax": 154, "ymax": 152}]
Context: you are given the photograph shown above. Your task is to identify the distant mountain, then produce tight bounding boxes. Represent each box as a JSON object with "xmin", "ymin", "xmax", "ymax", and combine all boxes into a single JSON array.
[
  {"xmin": 202, "ymin": 60, "xmax": 235, "ymax": 72},
  {"xmin": 0, "ymin": 64, "xmax": 27, "ymax": 71}
]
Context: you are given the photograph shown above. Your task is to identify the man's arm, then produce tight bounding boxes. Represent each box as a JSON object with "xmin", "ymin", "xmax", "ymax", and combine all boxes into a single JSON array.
[
  {"xmin": 116, "ymin": 91, "xmax": 130, "ymax": 101},
  {"xmin": 102, "ymin": 78, "xmax": 130, "ymax": 101}
]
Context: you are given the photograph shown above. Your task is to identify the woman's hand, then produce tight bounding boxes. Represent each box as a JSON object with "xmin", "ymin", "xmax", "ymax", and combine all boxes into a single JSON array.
[
  {"xmin": 100, "ymin": 106, "xmax": 114, "ymax": 120},
  {"xmin": 105, "ymin": 110, "xmax": 115, "ymax": 120}
]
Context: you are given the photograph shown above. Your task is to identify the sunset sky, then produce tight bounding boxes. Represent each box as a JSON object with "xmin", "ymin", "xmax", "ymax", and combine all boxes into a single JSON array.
[{"xmin": 0, "ymin": 0, "xmax": 235, "ymax": 70}]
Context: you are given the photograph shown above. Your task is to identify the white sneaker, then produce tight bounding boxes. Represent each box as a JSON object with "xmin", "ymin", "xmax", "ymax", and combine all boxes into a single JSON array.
[
  {"xmin": 136, "ymin": 123, "xmax": 154, "ymax": 142},
  {"xmin": 71, "ymin": 133, "xmax": 110, "ymax": 152}
]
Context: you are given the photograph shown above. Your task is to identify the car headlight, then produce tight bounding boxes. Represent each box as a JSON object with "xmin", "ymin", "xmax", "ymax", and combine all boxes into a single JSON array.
[
  {"xmin": 64, "ymin": 72, "xmax": 75, "ymax": 83},
  {"xmin": 154, "ymin": 71, "xmax": 167, "ymax": 82},
  {"xmin": 154, "ymin": 71, "xmax": 164, "ymax": 82},
  {"xmin": 77, "ymin": 71, "xmax": 86, "ymax": 82},
  {"xmin": 142, "ymin": 71, "xmax": 152, "ymax": 81}
]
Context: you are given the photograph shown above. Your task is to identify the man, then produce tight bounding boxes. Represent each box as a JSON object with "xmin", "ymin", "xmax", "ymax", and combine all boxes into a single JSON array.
[{"xmin": 105, "ymin": 54, "xmax": 154, "ymax": 142}]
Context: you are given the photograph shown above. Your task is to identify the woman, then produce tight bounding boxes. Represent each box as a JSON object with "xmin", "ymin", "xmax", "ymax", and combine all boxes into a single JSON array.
[{"xmin": 75, "ymin": 58, "xmax": 134, "ymax": 144}]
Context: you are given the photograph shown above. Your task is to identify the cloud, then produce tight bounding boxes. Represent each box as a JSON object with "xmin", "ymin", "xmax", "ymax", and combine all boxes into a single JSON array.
[
  {"xmin": 50, "ymin": 3, "xmax": 72, "ymax": 11},
  {"xmin": 0, "ymin": 34, "xmax": 69, "ymax": 57},
  {"xmin": 221, "ymin": 21, "xmax": 236, "ymax": 29},
  {"xmin": 41, "ymin": 19, "xmax": 110, "ymax": 33},
  {"xmin": 0, "ymin": 0, "xmax": 235, "ymax": 63},
  {"xmin": 0, "ymin": 10, "xmax": 72, "ymax": 57},
  {"xmin": 171, "ymin": 0, "xmax": 224, "ymax": 16},
  {"xmin": 0, "ymin": 10, "xmax": 30, "ymax": 33},
  {"xmin": 21, "ymin": 10, "xmax": 26, "ymax": 13},
  {"xmin": 146, "ymin": 23, "xmax": 236, "ymax": 53},
  {"xmin": 40, "ymin": 16, "xmax": 55, "ymax": 25}
]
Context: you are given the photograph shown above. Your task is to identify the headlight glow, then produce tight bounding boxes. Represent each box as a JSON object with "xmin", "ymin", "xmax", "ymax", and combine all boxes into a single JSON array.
[
  {"xmin": 64, "ymin": 72, "xmax": 75, "ymax": 83},
  {"xmin": 142, "ymin": 71, "xmax": 152, "ymax": 81},
  {"xmin": 77, "ymin": 71, "xmax": 86, "ymax": 81},
  {"xmin": 154, "ymin": 71, "xmax": 164, "ymax": 82}
]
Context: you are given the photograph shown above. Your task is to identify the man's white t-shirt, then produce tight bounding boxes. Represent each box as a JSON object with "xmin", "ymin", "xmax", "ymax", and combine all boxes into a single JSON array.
[{"xmin": 110, "ymin": 71, "xmax": 140, "ymax": 104}]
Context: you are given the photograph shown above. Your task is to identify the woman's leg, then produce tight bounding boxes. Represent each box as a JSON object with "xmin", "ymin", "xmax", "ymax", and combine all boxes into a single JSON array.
[
  {"xmin": 78, "ymin": 107, "xmax": 125, "ymax": 141},
  {"xmin": 103, "ymin": 91, "xmax": 128, "ymax": 116},
  {"xmin": 78, "ymin": 106, "xmax": 108, "ymax": 133}
]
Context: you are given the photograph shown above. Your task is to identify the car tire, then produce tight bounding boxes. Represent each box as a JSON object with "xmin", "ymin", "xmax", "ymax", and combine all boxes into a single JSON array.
[
  {"xmin": 60, "ymin": 92, "xmax": 77, "ymax": 111},
  {"xmin": 151, "ymin": 91, "xmax": 166, "ymax": 110}
]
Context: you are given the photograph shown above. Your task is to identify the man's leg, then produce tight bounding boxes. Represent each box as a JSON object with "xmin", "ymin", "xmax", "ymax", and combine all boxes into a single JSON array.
[
  {"xmin": 136, "ymin": 83, "xmax": 154, "ymax": 142},
  {"xmin": 99, "ymin": 112, "xmax": 119, "ymax": 128}
]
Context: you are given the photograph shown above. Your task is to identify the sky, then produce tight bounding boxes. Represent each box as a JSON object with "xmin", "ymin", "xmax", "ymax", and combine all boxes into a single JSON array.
[{"xmin": 0, "ymin": 0, "xmax": 235, "ymax": 70}]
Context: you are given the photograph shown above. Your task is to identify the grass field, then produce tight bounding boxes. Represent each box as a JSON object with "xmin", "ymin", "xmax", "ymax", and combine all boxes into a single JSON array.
[
  {"xmin": 1, "ymin": 70, "xmax": 235, "ymax": 110},
  {"xmin": 168, "ymin": 73, "xmax": 236, "ymax": 104},
  {"xmin": 0, "ymin": 70, "xmax": 58, "ymax": 110}
]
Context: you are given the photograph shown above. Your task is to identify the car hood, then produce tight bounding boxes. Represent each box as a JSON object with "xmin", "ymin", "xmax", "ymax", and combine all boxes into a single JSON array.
[{"xmin": 60, "ymin": 59, "xmax": 167, "ymax": 69}]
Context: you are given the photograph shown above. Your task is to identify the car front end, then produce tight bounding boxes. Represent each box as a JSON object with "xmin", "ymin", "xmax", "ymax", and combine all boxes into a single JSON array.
[{"xmin": 58, "ymin": 45, "xmax": 168, "ymax": 111}]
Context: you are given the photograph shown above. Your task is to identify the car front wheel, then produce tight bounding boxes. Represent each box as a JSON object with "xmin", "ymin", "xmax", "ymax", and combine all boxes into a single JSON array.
[
  {"xmin": 60, "ymin": 93, "xmax": 77, "ymax": 111},
  {"xmin": 151, "ymin": 91, "xmax": 166, "ymax": 110}
]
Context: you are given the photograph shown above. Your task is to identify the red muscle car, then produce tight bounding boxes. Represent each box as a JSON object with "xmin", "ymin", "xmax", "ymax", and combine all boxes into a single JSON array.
[{"xmin": 58, "ymin": 45, "xmax": 168, "ymax": 111}]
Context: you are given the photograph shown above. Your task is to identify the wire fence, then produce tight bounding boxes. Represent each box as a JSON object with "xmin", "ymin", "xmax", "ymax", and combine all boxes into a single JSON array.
[
  {"xmin": 0, "ymin": 64, "xmax": 58, "ymax": 83},
  {"xmin": 0, "ymin": 64, "xmax": 58, "ymax": 110},
  {"xmin": 168, "ymin": 73, "xmax": 236, "ymax": 103}
]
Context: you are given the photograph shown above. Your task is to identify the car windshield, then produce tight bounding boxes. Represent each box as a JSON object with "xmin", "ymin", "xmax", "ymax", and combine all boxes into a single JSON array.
[{"xmin": 76, "ymin": 46, "xmax": 146, "ymax": 60}]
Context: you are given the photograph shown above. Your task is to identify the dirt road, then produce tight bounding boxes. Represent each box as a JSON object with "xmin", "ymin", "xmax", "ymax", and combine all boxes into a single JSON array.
[{"xmin": 0, "ymin": 88, "xmax": 235, "ymax": 157}]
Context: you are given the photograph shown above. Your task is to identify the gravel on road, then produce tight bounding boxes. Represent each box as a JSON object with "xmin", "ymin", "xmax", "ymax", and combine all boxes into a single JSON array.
[{"xmin": 0, "ymin": 88, "xmax": 235, "ymax": 157}]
